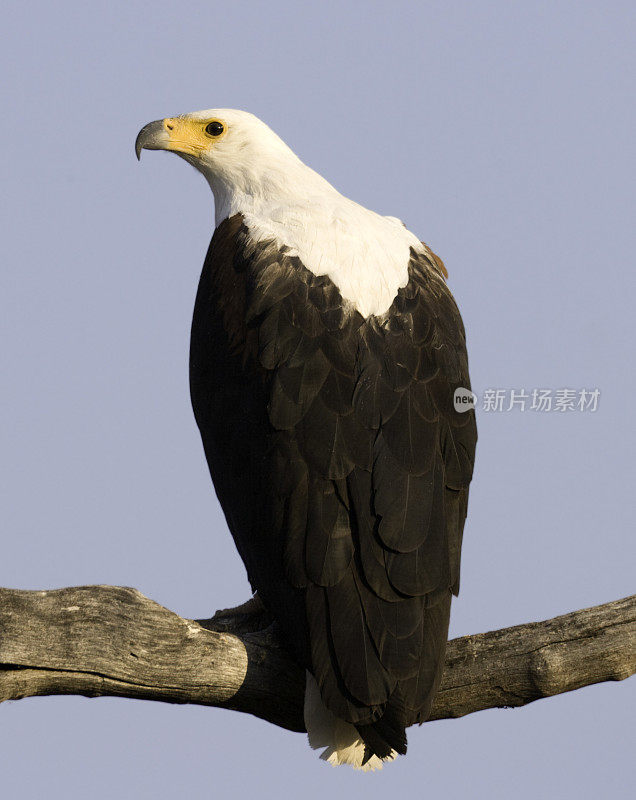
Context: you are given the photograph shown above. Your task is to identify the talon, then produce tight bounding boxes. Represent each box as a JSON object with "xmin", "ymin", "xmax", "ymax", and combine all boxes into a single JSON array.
[{"xmin": 196, "ymin": 593, "xmax": 272, "ymax": 633}]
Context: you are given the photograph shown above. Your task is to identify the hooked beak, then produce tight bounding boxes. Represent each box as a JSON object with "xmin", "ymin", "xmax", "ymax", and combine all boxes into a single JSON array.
[
  {"xmin": 135, "ymin": 119, "xmax": 171, "ymax": 160},
  {"xmin": 135, "ymin": 117, "xmax": 207, "ymax": 161}
]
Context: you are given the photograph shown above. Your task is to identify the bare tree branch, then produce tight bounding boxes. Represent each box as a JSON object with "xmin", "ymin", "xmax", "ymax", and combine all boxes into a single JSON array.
[{"xmin": 0, "ymin": 587, "xmax": 633, "ymax": 732}]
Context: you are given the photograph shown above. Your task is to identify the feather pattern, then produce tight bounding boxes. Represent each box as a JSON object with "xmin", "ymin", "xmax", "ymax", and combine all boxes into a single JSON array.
[{"xmin": 189, "ymin": 214, "xmax": 477, "ymax": 763}]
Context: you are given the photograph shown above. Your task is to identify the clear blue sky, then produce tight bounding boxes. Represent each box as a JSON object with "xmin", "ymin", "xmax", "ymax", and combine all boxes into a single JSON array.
[{"xmin": 1, "ymin": 1, "xmax": 634, "ymax": 797}]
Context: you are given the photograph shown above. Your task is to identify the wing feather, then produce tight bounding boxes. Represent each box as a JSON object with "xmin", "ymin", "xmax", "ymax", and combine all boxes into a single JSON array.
[{"xmin": 190, "ymin": 217, "xmax": 477, "ymax": 755}]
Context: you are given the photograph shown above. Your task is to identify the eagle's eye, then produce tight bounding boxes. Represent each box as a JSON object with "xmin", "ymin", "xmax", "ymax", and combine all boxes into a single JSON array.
[{"xmin": 205, "ymin": 121, "xmax": 225, "ymax": 137}]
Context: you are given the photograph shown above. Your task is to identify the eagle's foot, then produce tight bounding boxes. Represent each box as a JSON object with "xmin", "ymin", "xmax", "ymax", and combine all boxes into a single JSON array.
[{"xmin": 196, "ymin": 593, "xmax": 273, "ymax": 634}]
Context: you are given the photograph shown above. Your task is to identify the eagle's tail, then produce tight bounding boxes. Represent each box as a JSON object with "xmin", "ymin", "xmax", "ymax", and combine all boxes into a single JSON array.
[{"xmin": 303, "ymin": 672, "xmax": 403, "ymax": 771}]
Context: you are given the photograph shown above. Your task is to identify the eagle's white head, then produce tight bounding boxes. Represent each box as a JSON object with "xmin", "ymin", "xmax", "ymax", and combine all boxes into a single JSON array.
[
  {"xmin": 136, "ymin": 108, "xmax": 292, "ymax": 165},
  {"xmin": 136, "ymin": 108, "xmax": 335, "ymax": 222},
  {"xmin": 136, "ymin": 108, "xmax": 425, "ymax": 317}
]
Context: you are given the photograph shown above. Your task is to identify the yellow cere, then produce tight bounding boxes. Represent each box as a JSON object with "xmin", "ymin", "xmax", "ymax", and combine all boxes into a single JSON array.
[{"xmin": 161, "ymin": 116, "xmax": 226, "ymax": 157}]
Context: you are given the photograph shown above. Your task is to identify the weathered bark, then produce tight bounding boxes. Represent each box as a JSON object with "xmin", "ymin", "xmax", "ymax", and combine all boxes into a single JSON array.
[{"xmin": 0, "ymin": 587, "xmax": 633, "ymax": 733}]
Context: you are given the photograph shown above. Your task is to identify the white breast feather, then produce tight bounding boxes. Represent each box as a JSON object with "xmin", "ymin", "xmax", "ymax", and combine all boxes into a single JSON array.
[
  {"xmin": 193, "ymin": 109, "xmax": 424, "ymax": 318},
  {"xmin": 242, "ymin": 198, "xmax": 421, "ymax": 318}
]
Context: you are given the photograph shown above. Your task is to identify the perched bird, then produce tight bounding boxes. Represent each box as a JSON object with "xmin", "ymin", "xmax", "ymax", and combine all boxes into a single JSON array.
[{"xmin": 135, "ymin": 109, "xmax": 477, "ymax": 770}]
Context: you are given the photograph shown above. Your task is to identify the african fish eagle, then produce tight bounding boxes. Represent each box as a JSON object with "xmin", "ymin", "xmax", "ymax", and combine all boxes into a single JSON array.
[{"xmin": 135, "ymin": 109, "xmax": 477, "ymax": 770}]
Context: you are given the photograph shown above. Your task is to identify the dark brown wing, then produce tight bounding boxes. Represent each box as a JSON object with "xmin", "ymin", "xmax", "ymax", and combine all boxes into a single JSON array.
[{"xmin": 190, "ymin": 215, "xmax": 477, "ymax": 755}]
